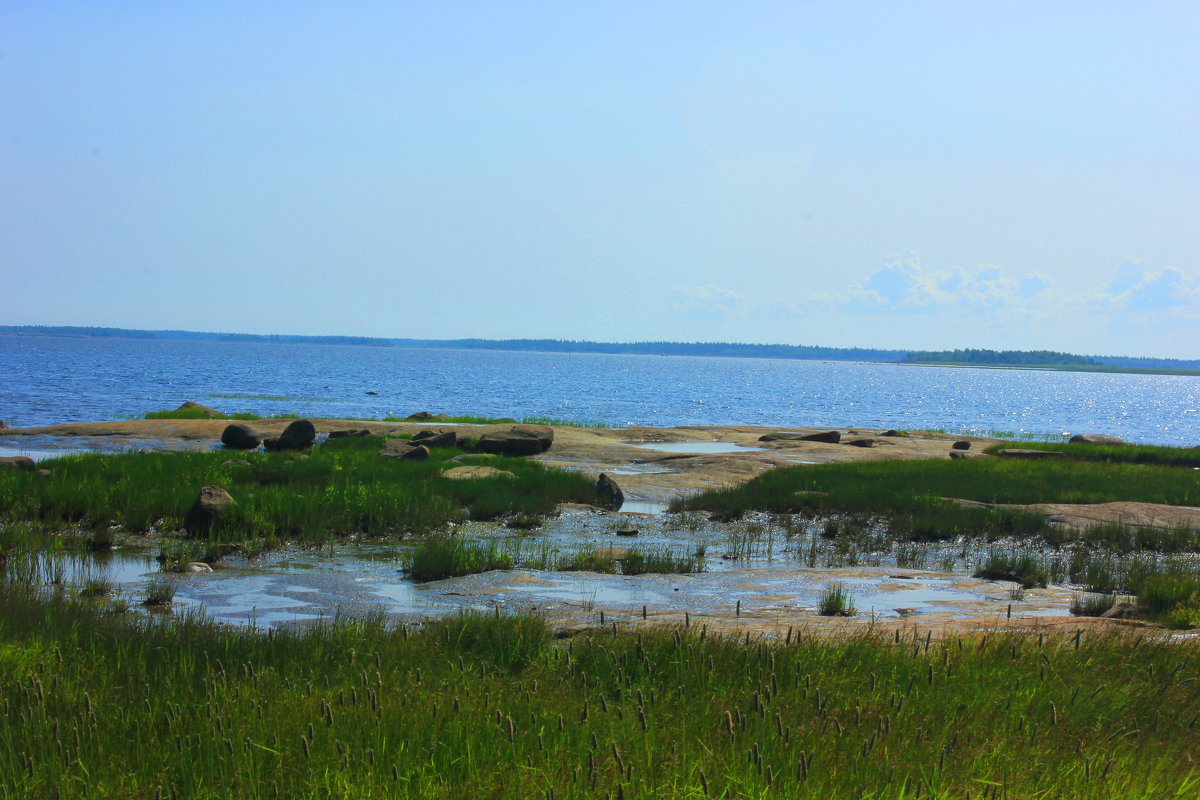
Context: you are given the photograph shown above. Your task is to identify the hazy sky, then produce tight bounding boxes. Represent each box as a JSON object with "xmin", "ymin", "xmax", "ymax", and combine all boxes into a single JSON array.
[{"xmin": 3, "ymin": 2, "xmax": 1198, "ymax": 357}]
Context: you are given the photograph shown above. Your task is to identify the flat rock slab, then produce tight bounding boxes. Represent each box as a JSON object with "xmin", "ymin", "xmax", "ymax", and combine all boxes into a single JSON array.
[
  {"xmin": 441, "ymin": 465, "xmax": 515, "ymax": 480},
  {"xmin": 948, "ymin": 498, "xmax": 1200, "ymax": 530}
]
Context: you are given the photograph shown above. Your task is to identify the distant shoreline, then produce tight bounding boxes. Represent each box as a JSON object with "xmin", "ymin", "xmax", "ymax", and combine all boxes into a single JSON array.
[{"xmin": 3, "ymin": 325, "xmax": 1197, "ymax": 377}]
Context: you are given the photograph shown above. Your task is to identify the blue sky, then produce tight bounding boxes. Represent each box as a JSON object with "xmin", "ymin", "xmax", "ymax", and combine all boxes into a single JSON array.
[{"xmin": 3, "ymin": 1, "xmax": 1197, "ymax": 357}]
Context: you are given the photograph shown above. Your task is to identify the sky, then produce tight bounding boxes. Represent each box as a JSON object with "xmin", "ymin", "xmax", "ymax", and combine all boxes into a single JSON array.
[{"xmin": 2, "ymin": 1, "xmax": 1198, "ymax": 358}]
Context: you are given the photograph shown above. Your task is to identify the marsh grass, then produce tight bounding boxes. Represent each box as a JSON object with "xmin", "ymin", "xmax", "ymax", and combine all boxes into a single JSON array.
[
  {"xmin": 403, "ymin": 536, "xmax": 515, "ymax": 581},
  {"xmin": 818, "ymin": 583, "xmax": 855, "ymax": 616},
  {"xmin": 0, "ymin": 436, "xmax": 598, "ymax": 545},
  {"xmin": 983, "ymin": 440, "xmax": 1200, "ymax": 468},
  {"xmin": 973, "ymin": 553, "xmax": 1050, "ymax": 588},
  {"xmin": 143, "ymin": 579, "xmax": 176, "ymax": 607},
  {"xmin": 2, "ymin": 588, "xmax": 1200, "ymax": 798},
  {"xmin": 1070, "ymin": 593, "xmax": 1117, "ymax": 617},
  {"xmin": 673, "ymin": 459, "xmax": 1200, "ymax": 545}
]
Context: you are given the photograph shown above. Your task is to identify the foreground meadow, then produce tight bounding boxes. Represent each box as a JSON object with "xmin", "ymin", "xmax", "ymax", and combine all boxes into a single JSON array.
[{"xmin": 0, "ymin": 588, "xmax": 1197, "ymax": 799}]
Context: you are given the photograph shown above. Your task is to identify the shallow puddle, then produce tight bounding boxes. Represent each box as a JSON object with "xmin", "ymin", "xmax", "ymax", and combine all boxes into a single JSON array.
[{"xmin": 629, "ymin": 442, "xmax": 765, "ymax": 454}]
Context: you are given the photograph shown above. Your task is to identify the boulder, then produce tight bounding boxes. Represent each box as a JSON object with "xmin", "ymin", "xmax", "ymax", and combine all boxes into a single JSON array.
[
  {"xmin": 476, "ymin": 425, "xmax": 553, "ymax": 456},
  {"xmin": 220, "ymin": 459, "xmax": 252, "ymax": 468},
  {"xmin": 759, "ymin": 431, "xmax": 841, "ymax": 444},
  {"xmin": 220, "ymin": 424, "xmax": 261, "ymax": 450},
  {"xmin": 406, "ymin": 411, "xmax": 435, "ymax": 420},
  {"xmin": 327, "ymin": 429, "xmax": 372, "ymax": 439},
  {"xmin": 441, "ymin": 465, "xmax": 516, "ymax": 480},
  {"xmin": 995, "ymin": 449, "xmax": 1065, "ymax": 459},
  {"xmin": 398, "ymin": 444, "xmax": 430, "ymax": 461},
  {"xmin": 0, "ymin": 456, "xmax": 35, "ymax": 470},
  {"xmin": 263, "ymin": 419, "xmax": 316, "ymax": 451},
  {"xmin": 183, "ymin": 485, "xmax": 235, "ymax": 536},
  {"xmin": 177, "ymin": 401, "xmax": 222, "ymax": 416},
  {"xmin": 411, "ymin": 430, "xmax": 457, "ymax": 449},
  {"xmin": 615, "ymin": 528, "xmax": 639, "ymax": 537},
  {"xmin": 1068, "ymin": 434, "xmax": 1125, "ymax": 445},
  {"xmin": 0, "ymin": 419, "xmax": 7, "ymax": 428},
  {"xmin": 846, "ymin": 438, "xmax": 876, "ymax": 448},
  {"xmin": 595, "ymin": 473, "xmax": 624, "ymax": 510},
  {"xmin": 880, "ymin": 430, "xmax": 903, "ymax": 437},
  {"xmin": 949, "ymin": 450, "xmax": 971, "ymax": 460},
  {"xmin": 951, "ymin": 441, "xmax": 971, "ymax": 450}
]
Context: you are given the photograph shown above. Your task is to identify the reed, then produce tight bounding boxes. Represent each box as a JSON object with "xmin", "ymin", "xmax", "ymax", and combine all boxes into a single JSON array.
[{"xmin": 2, "ymin": 589, "xmax": 1197, "ymax": 799}]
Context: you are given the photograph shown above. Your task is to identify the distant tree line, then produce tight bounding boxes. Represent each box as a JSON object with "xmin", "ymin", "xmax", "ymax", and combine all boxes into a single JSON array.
[
  {"xmin": 2, "ymin": 326, "xmax": 1196, "ymax": 368},
  {"xmin": 903, "ymin": 349, "xmax": 1100, "ymax": 367}
]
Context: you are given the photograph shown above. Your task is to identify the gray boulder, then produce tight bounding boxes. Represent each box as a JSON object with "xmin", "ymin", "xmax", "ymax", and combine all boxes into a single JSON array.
[
  {"xmin": 758, "ymin": 431, "xmax": 842, "ymax": 444},
  {"xmin": 184, "ymin": 485, "xmax": 235, "ymax": 536},
  {"xmin": 949, "ymin": 450, "xmax": 971, "ymax": 460},
  {"xmin": 595, "ymin": 473, "xmax": 624, "ymax": 510},
  {"xmin": 221, "ymin": 424, "xmax": 261, "ymax": 450},
  {"xmin": 263, "ymin": 419, "xmax": 316, "ymax": 451},
  {"xmin": 0, "ymin": 456, "xmax": 35, "ymax": 470},
  {"xmin": 1068, "ymin": 434, "xmax": 1125, "ymax": 445},
  {"xmin": 951, "ymin": 441, "xmax": 971, "ymax": 450},
  {"xmin": 846, "ymin": 438, "xmax": 876, "ymax": 448},
  {"xmin": 398, "ymin": 444, "xmax": 430, "ymax": 461},
  {"xmin": 327, "ymin": 429, "xmax": 373, "ymax": 439},
  {"xmin": 411, "ymin": 430, "xmax": 457, "ymax": 449},
  {"xmin": 476, "ymin": 425, "xmax": 554, "ymax": 456}
]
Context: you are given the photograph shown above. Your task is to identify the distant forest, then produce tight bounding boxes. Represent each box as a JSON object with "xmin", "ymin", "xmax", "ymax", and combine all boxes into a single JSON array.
[
  {"xmin": 903, "ymin": 349, "xmax": 1100, "ymax": 367},
  {"xmin": 2, "ymin": 325, "xmax": 1198, "ymax": 370}
]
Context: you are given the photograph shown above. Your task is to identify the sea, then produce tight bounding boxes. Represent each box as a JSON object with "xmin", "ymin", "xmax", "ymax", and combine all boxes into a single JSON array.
[{"xmin": 2, "ymin": 334, "xmax": 1198, "ymax": 446}]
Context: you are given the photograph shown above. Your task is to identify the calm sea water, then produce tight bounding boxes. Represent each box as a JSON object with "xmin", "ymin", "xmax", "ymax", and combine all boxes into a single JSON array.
[{"xmin": 1, "ymin": 335, "xmax": 1197, "ymax": 445}]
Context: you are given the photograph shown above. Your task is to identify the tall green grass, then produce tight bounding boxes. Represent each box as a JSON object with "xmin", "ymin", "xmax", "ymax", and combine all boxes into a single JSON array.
[
  {"xmin": 673, "ymin": 459, "xmax": 1200, "ymax": 542},
  {"xmin": 983, "ymin": 441, "xmax": 1200, "ymax": 468},
  {"xmin": 0, "ymin": 435, "xmax": 598, "ymax": 545},
  {"xmin": 1, "ymin": 589, "xmax": 1198, "ymax": 798}
]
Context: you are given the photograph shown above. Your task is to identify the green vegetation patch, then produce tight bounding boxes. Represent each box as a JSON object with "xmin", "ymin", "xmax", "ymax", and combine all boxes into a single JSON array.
[
  {"xmin": 673, "ymin": 458, "xmax": 1200, "ymax": 543},
  {"xmin": 2, "ymin": 589, "xmax": 1199, "ymax": 798},
  {"xmin": 983, "ymin": 440, "xmax": 1200, "ymax": 468},
  {"xmin": 0, "ymin": 435, "xmax": 598, "ymax": 544}
]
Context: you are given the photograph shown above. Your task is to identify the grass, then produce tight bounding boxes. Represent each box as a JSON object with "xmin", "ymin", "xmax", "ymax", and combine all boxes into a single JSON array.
[
  {"xmin": 143, "ymin": 578, "xmax": 176, "ymax": 607},
  {"xmin": 973, "ymin": 553, "xmax": 1049, "ymax": 589},
  {"xmin": 672, "ymin": 458, "xmax": 1200, "ymax": 543},
  {"xmin": 0, "ymin": 434, "xmax": 600, "ymax": 545},
  {"xmin": 3, "ymin": 590, "xmax": 1199, "ymax": 798},
  {"xmin": 403, "ymin": 536, "xmax": 515, "ymax": 581},
  {"xmin": 983, "ymin": 440, "xmax": 1200, "ymax": 468},
  {"xmin": 1070, "ymin": 593, "xmax": 1117, "ymax": 617},
  {"xmin": 817, "ymin": 583, "xmax": 855, "ymax": 616}
]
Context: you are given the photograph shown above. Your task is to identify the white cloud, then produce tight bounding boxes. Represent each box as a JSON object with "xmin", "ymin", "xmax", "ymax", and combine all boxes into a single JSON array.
[
  {"xmin": 1098, "ymin": 259, "xmax": 1200, "ymax": 313},
  {"xmin": 670, "ymin": 284, "xmax": 751, "ymax": 319}
]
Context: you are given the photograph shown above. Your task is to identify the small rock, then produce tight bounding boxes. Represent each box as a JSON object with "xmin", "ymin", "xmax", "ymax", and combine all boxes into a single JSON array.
[
  {"xmin": 846, "ymin": 438, "xmax": 876, "ymax": 448},
  {"xmin": 0, "ymin": 456, "xmax": 35, "ymax": 470},
  {"xmin": 36, "ymin": 469, "xmax": 51, "ymax": 477},
  {"xmin": 595, "ymin": 473, "xmax": 624, "ymax": 510},
  {"xmin": 176, "ymin": 562, "xmax": 214, "ymax": 574},
  {"xmin": 952, "ymin": 441, "xmax": 971, "ymax": 450},
  {"xmin": 949, "ymin": 450, "xmax": 970, "ymax": 459},
  {"xmin": 221, "ymin": 424, "xmax": 261, "ymax": 450},
  {"xmin": 995, "ymin": 449, "xmax": 1066, "ymax": 459},
  {"xmin": 220, "ymin": 459, "xmax": 252, "ymax": 468},
  {"xmin": 183, "ymin": 486, "xmax": 235, "ymax": 536},
  {"xmin": 0, "ymin": 419, "xmax": 7, "ymax": 428},
  {"xmin": 1100, "ymin": 601, "xmax": 1134, "ymax": 619},
  {"xmin": 615, "ymin": 528, "xmax": 639, "ymax": 537},
  {"xmin": 263, "ymin": 419, "xmax": 316, "ymax": 451},
  {"xmin": 406, "ymin": 411, "xmax": 435, "ymax": 420},
  {"xmin": 880, "ymin": 429, "xmax": 902, "ymax": 437},
  {"xmin": 365, "ymin": 391, "xmax": 380, "ymax": 396},
  {"xmin": 1068, "ymin": 433, "xmax": 1125, "ymax": 445}
]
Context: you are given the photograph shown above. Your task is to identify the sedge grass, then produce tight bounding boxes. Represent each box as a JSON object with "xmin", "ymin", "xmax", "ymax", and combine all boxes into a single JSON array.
[
  {"xmin": 2, "ymin": 589, "xmax": 1198, "ymax": 798},
  {"xmin": 0, "ymin": 436, "xmax": 599, "ymax": 545}
]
